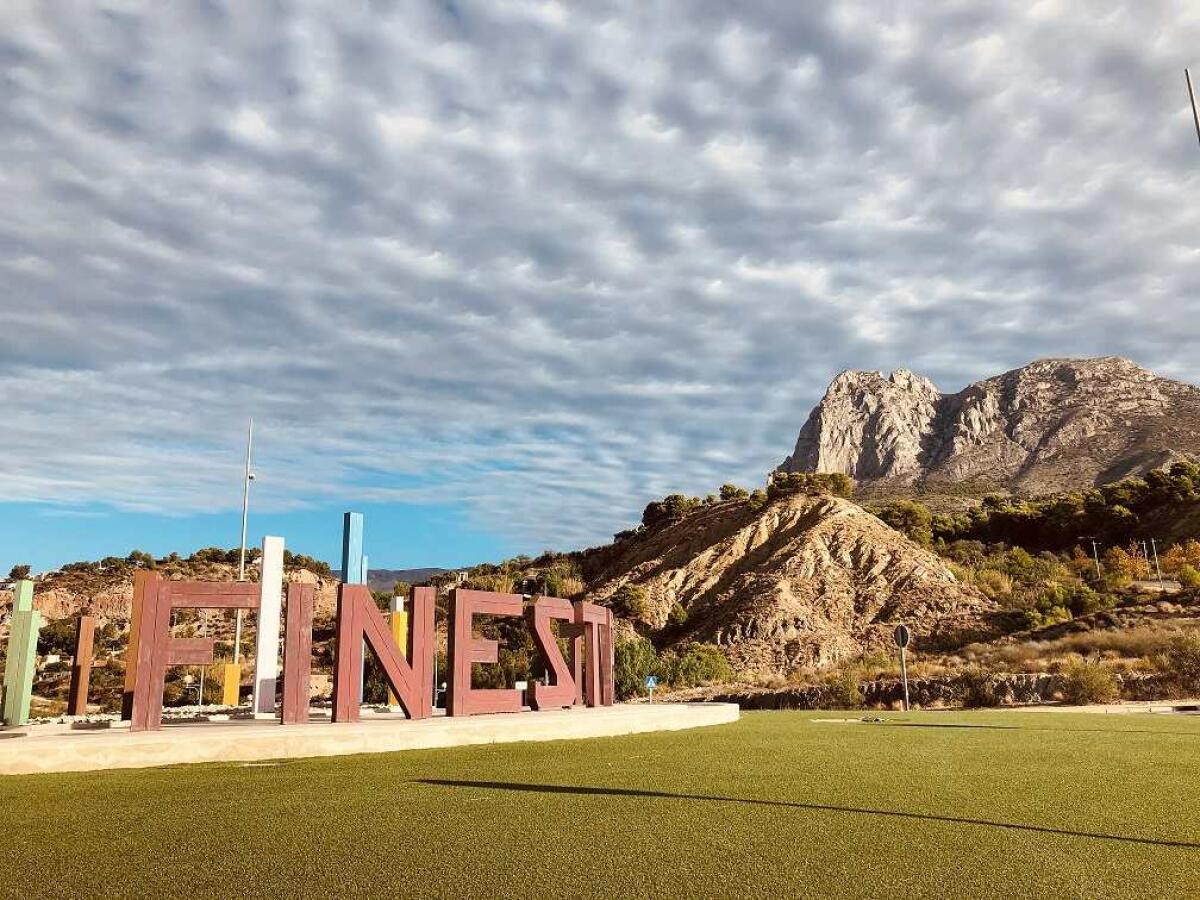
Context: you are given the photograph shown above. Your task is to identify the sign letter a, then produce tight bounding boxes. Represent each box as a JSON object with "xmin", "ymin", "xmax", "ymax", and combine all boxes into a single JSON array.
[{"xmin": 332, "ymin": 585, "xmax": 434, "ymax": 722}]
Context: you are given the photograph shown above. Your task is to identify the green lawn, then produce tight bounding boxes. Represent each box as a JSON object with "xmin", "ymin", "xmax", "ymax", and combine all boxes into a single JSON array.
[{"xmin": 3, "ymin": 709, "xmax": 1200, "ymax": 898}]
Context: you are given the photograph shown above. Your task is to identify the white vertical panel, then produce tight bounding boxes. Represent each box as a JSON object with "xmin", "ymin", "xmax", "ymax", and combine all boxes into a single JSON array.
[{"xmin": 252, "ymin": 535, "xmax": 285, "ymax": 715}]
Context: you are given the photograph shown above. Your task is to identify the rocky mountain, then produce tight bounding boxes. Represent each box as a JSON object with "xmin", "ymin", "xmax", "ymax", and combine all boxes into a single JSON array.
[
  {"xmin": 779, "ymin": 357, "xmax": 1200, "ymax": 496},
  {"xmin": 583, "ymin": 492, "xmax": 993, "ymax": 675},
  {"xmin": 366, "ymin": 567, "xmax": 448, "ymax": 592}
]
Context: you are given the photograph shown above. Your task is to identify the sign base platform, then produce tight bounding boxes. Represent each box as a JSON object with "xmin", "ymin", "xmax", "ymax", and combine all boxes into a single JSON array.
[{"xmin": 0, "ymin": 703, "xmax": 739, "ymax": 775}]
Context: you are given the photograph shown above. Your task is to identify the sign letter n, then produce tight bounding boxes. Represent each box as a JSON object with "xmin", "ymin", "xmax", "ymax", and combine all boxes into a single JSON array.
[{"xmin": 331, "ymin": 585, "xmax": 434, "ymax": 722}]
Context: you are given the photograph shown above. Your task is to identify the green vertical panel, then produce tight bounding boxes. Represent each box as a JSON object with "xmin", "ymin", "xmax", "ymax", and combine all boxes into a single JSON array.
[
  {"xmin": 11, "ymin": 580, "xmax": 33, "ymax": 613},
  {"xmin": 3, "ymin": 611, "xmax": 40, "ymax": 725},
  {"xmin": 3, "ymin": 581, "xmax": 41, "ymax": 726}
]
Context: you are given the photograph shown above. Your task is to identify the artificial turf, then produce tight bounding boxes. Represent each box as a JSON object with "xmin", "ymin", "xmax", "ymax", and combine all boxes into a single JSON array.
[{"xmin": 2, "ymin": 709, "xmax": 1198, "ymax": 898}]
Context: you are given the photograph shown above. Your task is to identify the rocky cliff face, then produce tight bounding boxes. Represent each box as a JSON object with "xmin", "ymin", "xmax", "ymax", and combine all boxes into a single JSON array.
[
  {"xmin": 583, "ymin": 492, "xmax": 993, "ymax": 675},
  {"xmin": 780, "ymin": 357, "xmax": 1200, "ymax": 494}
]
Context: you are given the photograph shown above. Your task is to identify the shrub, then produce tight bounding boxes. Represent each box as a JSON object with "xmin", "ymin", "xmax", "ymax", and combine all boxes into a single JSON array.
[
  {"xmin": 960, "ymin": 667, "xmax": 1001, "ymax": 707},
  {"xmin": 612, "ymin": 584, "xmax": 650, "ymax": 622},
  {"xmin": 974, "ymin": 569, "xmax": 1014, "ymax": 600},
  {"xmin": 641, "ymin": 494, "xmax": 699, "ymax": 528},
  {"xmin": 876, "ymin": 500, "xmax": 934, "ymax": 546},
  {"xmin": 1058, "ymin": 657, "xmax": 1119, "ymax": 705},
  {"xmin": 125, "ymin": 550, "xmax": 156, "ymax": 569},
  {"xmin": 7, "ymin": 564, "xmax": 31, "ymax": 580},
  {"xmin": 1060, "ymin": 584, "xmax": 1115, "ymax": 617},
  {"xmin": 719, "ymin": 483, "xmax": 749, "ymax": 501},
  {"xmin": 1178, "ymin": 565, "xmax": 1200, "ymax": 590},
  {"xmin": 767, "ymin": 471, "xmax": 854, "ymax": 499},
  {"xmin": 661, "ymin": 643, "xmax": 732, "ymax": 688},
  {"xmin": 822, "ymin": 670, "xmax": 863, "ymax": 709},
  {"xmin": 667, "ymin": 602, "xmax": 688, "ymax": 627},
  {"xmin": 37, "ymin": 617, "xmax": 80, "ymax": 656},
  {"xmin": 614, "ymin": 635, "xmax": 658, "ymax": 699},
  {"xmin": 1157, "ymin": 632, "xmax": 1200, "ymax": 694}
]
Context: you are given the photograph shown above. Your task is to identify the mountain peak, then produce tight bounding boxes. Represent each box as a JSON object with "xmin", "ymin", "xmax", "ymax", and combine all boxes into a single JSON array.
[{"xmin": 781, "ymin": 357, "xmax": 1200, "ymax": 493}]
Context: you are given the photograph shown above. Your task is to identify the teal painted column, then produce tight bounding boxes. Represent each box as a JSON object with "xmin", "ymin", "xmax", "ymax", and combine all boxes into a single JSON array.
[
  {"xmin": 341, "ymin": 512, "xmax": 364, "ymax": 585},
  {"xmin": 3, "ymin": 580, "xmax": 42, "ymax": 726}
]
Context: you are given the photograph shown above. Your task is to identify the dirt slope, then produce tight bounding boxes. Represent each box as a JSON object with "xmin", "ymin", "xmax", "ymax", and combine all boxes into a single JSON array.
[{"xmin": 583, "ymin": 492, "xmax": 994, "ymax": 675}]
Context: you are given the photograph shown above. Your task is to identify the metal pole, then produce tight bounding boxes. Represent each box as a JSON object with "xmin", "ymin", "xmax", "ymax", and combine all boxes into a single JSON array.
[
  {"xmin": 1151, "ymin": 538, "xmax": 1165, "ymax": 591},
  {"xmin": 1187, "ymin": 69, "xmax": 1200, "ymax": 149},
  {"xmin": 233, "ymin": 418, "xmax": 253, "ymax": 664},
  {"xmin": 1090, "ymin": 540, "xmax": 1101, "ymax": 580},
  {"xmin": 899, "ymin": 645, "xmax": 910, "ymax": 712}
]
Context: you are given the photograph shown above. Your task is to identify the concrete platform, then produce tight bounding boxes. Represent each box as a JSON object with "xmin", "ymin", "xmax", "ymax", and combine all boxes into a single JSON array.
[{"xmin": 0, "ymin": 703, "xmax": 739, "ymax": 776}]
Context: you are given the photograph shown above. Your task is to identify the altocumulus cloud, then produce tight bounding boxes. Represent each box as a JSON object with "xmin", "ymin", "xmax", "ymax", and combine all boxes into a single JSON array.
[{"xmin": 2, "ymin": 1, "xmax": 1200, "ymax": 552}]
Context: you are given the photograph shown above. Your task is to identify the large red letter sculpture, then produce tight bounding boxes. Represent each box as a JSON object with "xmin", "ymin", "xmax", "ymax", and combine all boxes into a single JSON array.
[
  {"xmin": 525, "ymin": 597, "xmax": 578, "ymax": 710},
  {"xmin": 121, "ymin": 570, "xmax": 154, "ymax": 720},
  {"xmin": 129, "ymin": 580, "xmax": 261, "ymax": 732},
  {"xmin": 574, "ymin": 601, "xmax": 615, "ymax": 707},
  {"xmin": 67, "ymin": 615, "xmax": 96, "ymax": 716},
  {"xmin": 447, "ymin": 589, "xmax": 524, "ymax": 717},
  {"xmin": 331, "ymin": 585, "xmax": 434, "ymax": 723},
  {"xmin": 280, "ymin": 582, "xmax": 314, "ymax": 725}
]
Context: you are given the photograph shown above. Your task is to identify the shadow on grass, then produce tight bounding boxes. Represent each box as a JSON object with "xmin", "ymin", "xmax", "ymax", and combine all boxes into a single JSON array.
[
  {"xmin": 417, "ymin": 779, "xmax": 1200, "ymax": 850},
  {"xmin": 884, "ymin": 722, "xmax": 1021, "ymax": 730},
  {"xmin": 883, "ymin": 721, "xmax": 1200, "ymax": 738}
]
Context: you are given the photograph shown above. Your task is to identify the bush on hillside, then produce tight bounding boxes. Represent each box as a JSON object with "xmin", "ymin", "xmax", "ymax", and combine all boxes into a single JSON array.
[
  {"xmin": 1058, "ymin": 657, "xmax": 1119, "ymax": 705},
  {"xmin": 614, "ymin": 634, "xmax": 658, "ymax": 699},
  {"xmin": 641, "ymin": 494, "xmax": 701, "ymax": 529},
  {"xmin": 719, "ymin": 483, "xmax": 749, "ymax": 501},
  {"xmin": 767, "ymin": 471, "xmax": 854, "ymax": 499},
  {"xmin": 1178, "ymin": 565, "xmax": 1200, "ymax": 589},
  {"xmin": 659, "ymin": 643, "xmax": 731, "ymax": 688},
  {"xmin": 822, "ymin": 669, "xmax": 864, "ymax": 709},
  {"xmin": 612, "ymin": 583, "xmax": 650, "ymax": 622},
  {"xmin": 1157, "ymin": 632, "xmax": 1200, "ymax": 695},
  {"xmin": 960, "ymin": 667, "xmax": 1002, "ymax": 708},
  {"xmin": 37, "ymin": 618, "xmax": 80, "ymax": 656},
  {"xmin": 876, "ymin": 499, "xmax": 934, "ymax": 546}
]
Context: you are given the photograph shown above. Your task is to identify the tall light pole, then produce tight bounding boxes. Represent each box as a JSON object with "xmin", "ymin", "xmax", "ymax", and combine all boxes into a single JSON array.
[
  {"xmin": 232, "ymin": 418, "xmax": 255, "ymax": 666},
  {"xmin": 1187, "ymin": 69, "xmax": 1200, "ymax": 148}
]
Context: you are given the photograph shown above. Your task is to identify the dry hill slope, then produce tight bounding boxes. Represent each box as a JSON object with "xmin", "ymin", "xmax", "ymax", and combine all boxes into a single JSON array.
[
  {"xmin": 780, "ymin": 357, "xmax": 1200, "ymax": 496},
  {"xmin": 583, "ymin": 493, "xmax": 994, "ymax": 675}
]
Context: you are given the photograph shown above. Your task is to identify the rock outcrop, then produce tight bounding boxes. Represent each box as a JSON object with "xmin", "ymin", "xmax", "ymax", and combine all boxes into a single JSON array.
[
  {"xmin": 780, "ymin": 357, "xmax": 1200, "ymax": 495},
  {"xmin": 583, "ymin": 492, "xmax": 994, "ymax": 675}
]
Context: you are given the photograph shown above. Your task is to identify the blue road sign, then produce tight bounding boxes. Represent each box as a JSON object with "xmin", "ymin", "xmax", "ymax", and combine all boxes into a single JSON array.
[{"xmin": 645, "ymin": 675, "xmax": 658, "ymax": 690}]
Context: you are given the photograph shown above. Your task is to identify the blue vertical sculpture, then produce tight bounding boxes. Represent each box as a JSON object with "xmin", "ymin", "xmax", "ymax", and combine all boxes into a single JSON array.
[{"xmin": 3, "ymin": 580, "xmax": 42, "ymax": 726}]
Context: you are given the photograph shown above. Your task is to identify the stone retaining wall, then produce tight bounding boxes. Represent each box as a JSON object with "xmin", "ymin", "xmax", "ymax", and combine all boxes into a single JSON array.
[{"xmin": 706, "ymin": 671, "xmax": 1178, "ymax": 710}]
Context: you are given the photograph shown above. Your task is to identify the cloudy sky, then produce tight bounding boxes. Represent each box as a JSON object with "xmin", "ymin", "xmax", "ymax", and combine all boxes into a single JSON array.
[{"xmin": 2, "ymin": 1, "xmax": 1200, "ymax": 572}]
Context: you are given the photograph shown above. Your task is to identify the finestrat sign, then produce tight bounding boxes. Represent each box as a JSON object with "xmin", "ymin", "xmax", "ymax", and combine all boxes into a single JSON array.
[{"xmin": 125, "ymin": 575, "xmax": 615, "ymax": 732}]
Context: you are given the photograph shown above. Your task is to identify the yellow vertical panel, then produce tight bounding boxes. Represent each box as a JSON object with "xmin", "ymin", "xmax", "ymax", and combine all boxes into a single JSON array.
[
  {"xmin": 222, "ymin": 662, "xmax": 241, "ymax": 707},
  {"xmin": 387, "ymin": 610, "xmax": 408, "ymax": 707}
]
